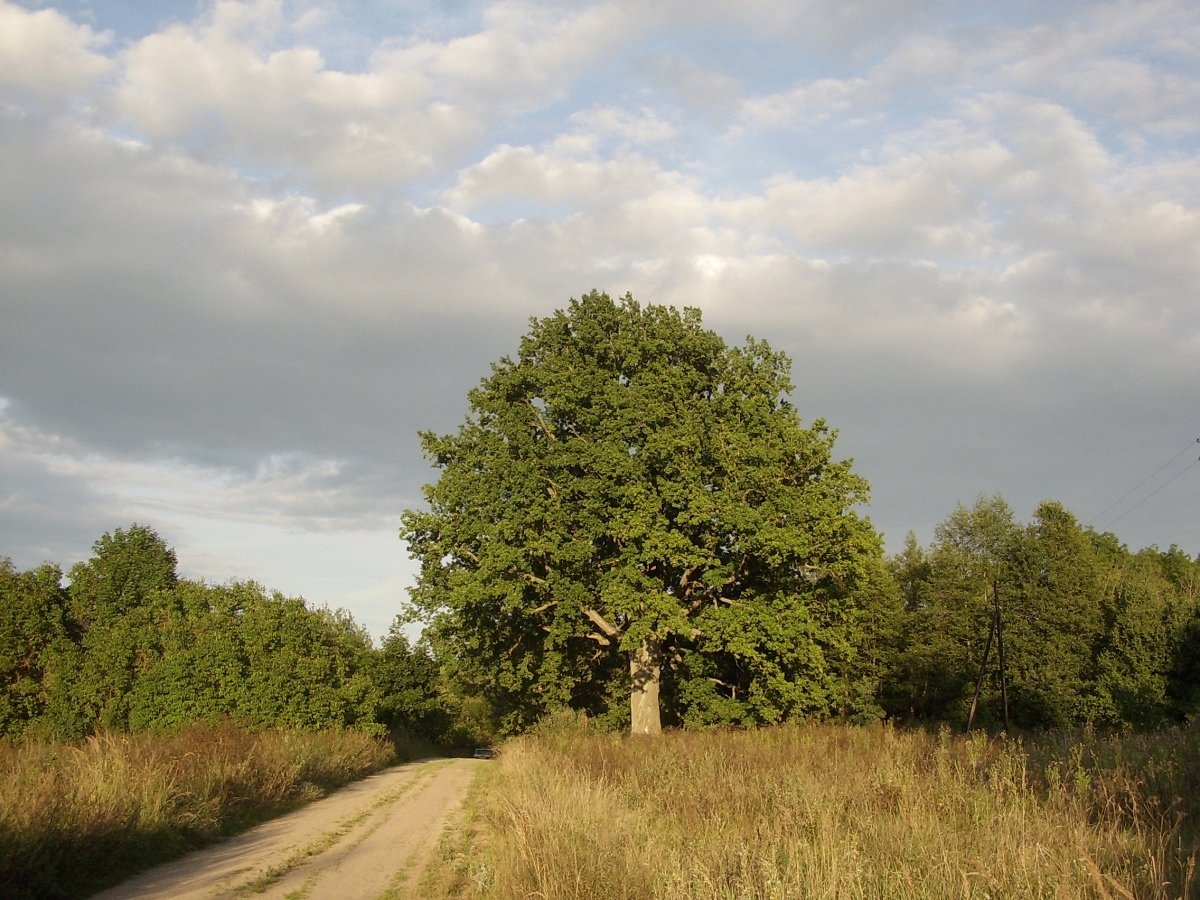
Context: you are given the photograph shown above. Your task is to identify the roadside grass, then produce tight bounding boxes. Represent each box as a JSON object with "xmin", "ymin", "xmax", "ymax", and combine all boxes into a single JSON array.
[
  {"xmin": 433, "ymin": 722, "xmax": 1200, "ymax": 899},
  {"xmin": 0, "ymin": 719, "xmax": 397, "ymax": 900},
  {"xmin": 419, "ymin": 760, "xmax": 499, "ymax": 898}
]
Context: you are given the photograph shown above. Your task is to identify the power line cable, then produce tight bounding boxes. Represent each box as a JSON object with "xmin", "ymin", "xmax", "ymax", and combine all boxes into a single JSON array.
[
  {"xmin": 1098, "ymin": 452, "xmax": 1199, "ymax": 532},
  {"xmin": 1091, "ymin": 436, "xmax": 1199, "ymax": 526}
]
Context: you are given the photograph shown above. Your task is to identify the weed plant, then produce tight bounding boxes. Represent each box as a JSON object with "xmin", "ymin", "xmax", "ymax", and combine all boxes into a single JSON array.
[
  {"xmin": 0, "ymin": 719, "xmax": 396, "ymax": 899},
  {"xmin": 446, "ymin": 722, "xmax": 1199, "ymax": 899}
]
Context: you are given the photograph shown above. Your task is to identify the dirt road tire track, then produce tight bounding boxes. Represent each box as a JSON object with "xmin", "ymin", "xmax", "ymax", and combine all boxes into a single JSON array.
[{"xmin": 92, "ymin": 757, "xmax": 482, "ymax": 900}]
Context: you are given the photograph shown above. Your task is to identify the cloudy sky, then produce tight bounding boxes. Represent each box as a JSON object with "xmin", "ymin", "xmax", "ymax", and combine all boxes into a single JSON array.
[{"xmin": 2, "ymin": 0, "xmax": 1197, "ymax": 641}]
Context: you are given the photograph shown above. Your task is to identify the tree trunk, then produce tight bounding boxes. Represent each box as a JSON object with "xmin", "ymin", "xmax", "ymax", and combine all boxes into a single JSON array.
[{"xmin": 629, "ymin": 637, "xmax": 662, "ymax": 736}]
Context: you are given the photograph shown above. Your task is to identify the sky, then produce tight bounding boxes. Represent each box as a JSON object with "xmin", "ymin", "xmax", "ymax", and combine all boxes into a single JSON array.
[{"xmin": 1, "ymin": 0, "xmax": 1198, "ymax": 643}]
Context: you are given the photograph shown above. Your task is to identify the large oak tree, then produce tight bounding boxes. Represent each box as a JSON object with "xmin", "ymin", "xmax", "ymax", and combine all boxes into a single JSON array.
[{"xmin": 401, "ymin": 292, "xmax": 881, "ymax": 734}]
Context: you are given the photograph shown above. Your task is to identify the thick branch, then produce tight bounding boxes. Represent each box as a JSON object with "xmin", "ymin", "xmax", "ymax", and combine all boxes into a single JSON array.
[
  {"xmin": 525, "ymin": 399, "xmax": 558, "ymax": 441},
  {"xmin": 585, "ymin": 631, "xmax": 613, "ymax": 647},
  {"xmin": 709, "ymin": 677, "xmax": 737, "ymax": 700},
  {"xmin": 723, "ymin": 552, "xmax": 750, "ymax": 586},
  {"xmin": 582, "ymin": 606, "xmax": 620, "ymax": 638},
  {"xmin": 679, "ymin": 564, "xmax": 701, "ymax": 592},
  {"xmin": 563, "ymin": 417, "xmax": 590, "ymax": 444}
]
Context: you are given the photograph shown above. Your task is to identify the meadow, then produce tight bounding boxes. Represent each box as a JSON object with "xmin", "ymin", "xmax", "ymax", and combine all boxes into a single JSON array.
[
  {"xmin": 427, "ymin": 720, "xmax": 1200, "ymax": 899},
  {"xmin": 0, "ymin": 720, "xmax": 399, "ymax": 899}
]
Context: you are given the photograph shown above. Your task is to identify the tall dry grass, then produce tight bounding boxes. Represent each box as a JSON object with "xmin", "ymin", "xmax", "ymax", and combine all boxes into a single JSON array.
[
  {"xmin": 0, "ymin": 720, "xmax": 396, "ymax": 899},
  {"xmin": 443, "ymin": 722, "xmax": 1199, "ymax": 899}
]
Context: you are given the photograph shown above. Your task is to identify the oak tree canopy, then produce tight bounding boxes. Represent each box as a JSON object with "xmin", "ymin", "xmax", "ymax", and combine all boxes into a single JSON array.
[{"xmin": 401, "ymin": 292, "xmax": 882, "ymax": 734}]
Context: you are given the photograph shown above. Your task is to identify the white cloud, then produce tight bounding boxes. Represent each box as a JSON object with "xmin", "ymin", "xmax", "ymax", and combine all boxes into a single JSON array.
[
  {"xmin": 627, "ymin": 53, "xmax": 745, "ymax": 123},
  {"xmin": 568, "ymin": 105, "xmax": 679, "ymax": 148},
  {"xmin": 643, "ymin": 0, "xmax": 952, "ymax": 57},
  {"xmin": 1059, "ymin": 56, "xmax": 1200, "ymax": 134},
  {"xmin": 113, "ymin": 14, "xmax": 469, "ymax": 188},
  {"xmin": 720, "ymin": 135, "xmax": 1016, "ymax": 261},
  {"xmin": 108, "ymin": 0, "xmax": 642, "ymax": 190},
  {"xmin": 445, "ymin": 142, "xmax": 669, "ymax": 214},
  {"xmin": 393, "ymin": 1, "xmax": 633, "ymax": 106},
  {"xmin": 0, "ymin": 1, "xmax": 113, "ymax": 97},
  {"xmin": 740, "ymin": 78, "xmax": 876, "ymax": 130}
]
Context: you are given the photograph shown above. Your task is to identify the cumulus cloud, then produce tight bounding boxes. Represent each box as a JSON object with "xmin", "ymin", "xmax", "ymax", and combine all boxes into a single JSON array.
[
  {"xmin": 1060, "ymin": 57, "xmax": 1200, "ymax": 134},
  {"xmin": 391, "ymin": 1, "xmax": 633, "ymax": 105},
  {"xmin": 113, "ymin": 14, "xmax": 465, "ymax": 187},
  {"xmin": 445, "ymin": 143, "xmax": 670, "ymax": 214},
  {"xmin": 105, "ymin": 0, "xmax": 643, "ymax": 191},
  {"xmin": 0, "ymin": 1, "xmax": 113, "ymax": 98},
  {"xmin": 567, "ymin": 105, "xmax": 680, "ymax": 149},
  {"xmin": 739, "ymin": 78, "xmax": 878, "ymax": 130}
]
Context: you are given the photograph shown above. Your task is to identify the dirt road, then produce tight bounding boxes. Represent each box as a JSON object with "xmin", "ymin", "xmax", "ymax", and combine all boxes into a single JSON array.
[{"xmin": 93, "ymin": 757, "xmax": 482, "ymax": 900}]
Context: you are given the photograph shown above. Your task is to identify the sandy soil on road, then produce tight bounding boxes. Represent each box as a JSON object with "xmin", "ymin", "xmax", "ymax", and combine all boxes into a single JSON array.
[{"xmin": 92, "ymin": 757, "xmax": 482, "ymax": 900}]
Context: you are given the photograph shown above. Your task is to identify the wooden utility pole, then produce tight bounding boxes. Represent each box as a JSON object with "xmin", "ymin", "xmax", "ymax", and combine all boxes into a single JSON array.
[
  {"xmin": 994, "ymin": 580, "xmax": 1010, "ymax": 731},
  {"xmin": 966, "ymin": 580, "xmax": 1010, "ymax": 732}
]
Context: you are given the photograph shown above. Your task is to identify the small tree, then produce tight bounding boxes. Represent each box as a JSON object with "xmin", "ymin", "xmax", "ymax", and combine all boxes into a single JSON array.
[
  {"xmin": 67, "ymin": 524, "xmax": 179, "ymax": 631},
  {"xmin": 402, "ymin": 292, "xmax": 880, "ymax": 734},
  {"xmin": 62, "ymin": 525, "xmax": 180, "ymax": 733},
  {"xmin": 891, "ymin": 495, "xmax": 1019, "ymax": 725}
]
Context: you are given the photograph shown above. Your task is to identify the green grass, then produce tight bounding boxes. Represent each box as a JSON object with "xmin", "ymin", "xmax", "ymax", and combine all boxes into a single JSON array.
[
  {"xmin": 0, "ymin": 719, "xmax": 397, "ymax": 899},
  {"xmin": 433, "ymin": 722, "xmax": 1200, "ymax": 899}
]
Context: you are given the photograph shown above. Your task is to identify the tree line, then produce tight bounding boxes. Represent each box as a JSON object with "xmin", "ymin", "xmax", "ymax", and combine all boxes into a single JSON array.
[
  {"xmin": 876, "ymin": 495, "xmax": 1200, "ymax": 730},
  {"xmin": 0, "ymin": 524, "xmax": 460, "ymax": 744},
  {"xmin": 3, "ymin": 508, "xmax": 1196, "ymax": 744}
]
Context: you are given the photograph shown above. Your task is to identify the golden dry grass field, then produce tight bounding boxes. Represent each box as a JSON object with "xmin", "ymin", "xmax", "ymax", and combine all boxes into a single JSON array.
[{"xmin": 426, "ymin": 721, "xmax": 1200, "ymax": 899}]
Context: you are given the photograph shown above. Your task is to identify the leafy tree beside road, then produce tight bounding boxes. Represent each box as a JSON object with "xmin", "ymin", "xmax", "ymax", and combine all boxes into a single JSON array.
[
  {"xmin": 402, "ymin": 292, "xmax": 882, "ymax": 734},
  {"xmin": 1, "ymin": 526, "xmax": 384, "ymax": 740}
]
